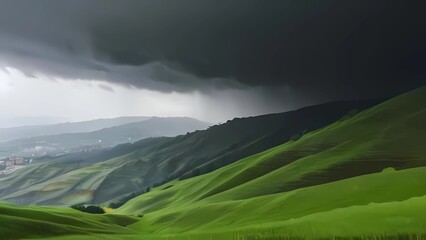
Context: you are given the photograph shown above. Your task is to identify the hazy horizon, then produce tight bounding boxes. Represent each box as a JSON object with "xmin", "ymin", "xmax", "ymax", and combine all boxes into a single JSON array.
[{"xmin": 0, "ymin": 67, "xmax": 321, "ymax": 125}]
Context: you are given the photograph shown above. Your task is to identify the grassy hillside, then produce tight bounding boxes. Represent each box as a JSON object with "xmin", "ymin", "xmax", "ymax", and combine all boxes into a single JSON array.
[
  {"xmin": 118, "ymin": 87, "xmax": 425, "ymax": 215},
  {"xmin": 0, "ymin": 100, "xmax": 380, "ymax": 205},
  {"xmin": 124, "ymin": 168, "xmax": 426, "ymax": 239},
  {"xmin": 0, "ymin": 87, "xmax": 425, "ymax": 239},
  {"xmin": 113, "ymin": 87, "xmax": 425, "ymax": 238},
  {"xmin": 2, "ymin": 169, "xmax": 425, "ymax": 239}
]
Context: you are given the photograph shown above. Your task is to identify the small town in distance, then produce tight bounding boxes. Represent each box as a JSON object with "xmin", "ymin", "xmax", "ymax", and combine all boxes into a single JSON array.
[{"xmin": 0, "ymin": 155, "xmax": 32, "ymax": 175}]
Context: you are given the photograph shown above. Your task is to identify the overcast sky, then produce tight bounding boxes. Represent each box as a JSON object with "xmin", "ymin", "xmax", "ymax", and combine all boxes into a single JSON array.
[
  {"xmin": 0, "ymin": 1, "xmax": 425, "ymax": 125},
  {"xmin": 0, "ymin": 67, "xmax": 305, "ymax": 123}
]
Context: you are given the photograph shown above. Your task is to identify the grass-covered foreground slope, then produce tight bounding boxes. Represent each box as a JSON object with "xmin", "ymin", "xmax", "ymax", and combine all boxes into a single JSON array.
[
  {"xmin": 3, "ymin": 170, "xmax": 426, "ymax": 239},
  {"xmin": 122, "ymin": 168, "xmax": 426, "ymax": 237},
  {"xmin": 1, "ymin": 100, "xmax": 379, "ymax": 205},
  {"xmin": 113, "ymin": 87, "xmax": 426, "ymax": 238},
  {"xmin": 0, "ymin": 202, "xmax": 139, "ymax": 240}
]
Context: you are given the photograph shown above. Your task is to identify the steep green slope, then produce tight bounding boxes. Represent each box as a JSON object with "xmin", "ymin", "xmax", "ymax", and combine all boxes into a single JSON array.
[
  {"xmin": 118, "ymin": 87, "xmax": 425, "ymax": 215},
  {"xmin": 83, "ymin": 99, "xmax": 384, "ymax": 205},
  {"xmin": 125, "ymin": 168, "xmax": 426, "ymax": 238},
  {"xmin": 113, "ymin": 87, "xmax": 426, "ymax": 238},
  {"xmin": 0, "ymin": 100, "xmax": 379, "ymax": 205}
]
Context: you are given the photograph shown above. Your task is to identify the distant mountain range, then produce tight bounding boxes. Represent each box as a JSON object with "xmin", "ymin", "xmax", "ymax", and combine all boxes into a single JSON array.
[
  {"xmin": 0, "ymin": 98, "xmax": 382, "ymax": 205},
  {"xmin": 0, "ymin": 117, "xmax": 210, "ymax": 157},
  {"xmin": 0, "ymin": 116, "xmax": 151, "ymax": 143}
]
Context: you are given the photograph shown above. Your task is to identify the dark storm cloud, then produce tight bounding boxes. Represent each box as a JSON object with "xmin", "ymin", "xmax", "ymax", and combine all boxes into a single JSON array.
[
  {"xmin": 0, "ymin": 0, "xmax": 425, "ymax": 99},
  {"xmin": 98, "ymin": 84, "xmax": 114, "ymax": 93}
]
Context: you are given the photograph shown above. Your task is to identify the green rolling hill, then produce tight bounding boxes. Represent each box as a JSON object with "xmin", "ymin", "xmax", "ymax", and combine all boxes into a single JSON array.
[
  {"xmin": 0, "ymin": 87, "xmax": 424, "ymax": 239},
  {"xmin": 0, "ymin": 202, "xmax": 139, "ymax": 240},
  {"xmin": 0, "ymin": 99, "xmax": 380, "ymax": 205},
  {"xmin": 122, "ymin": 168, "xmax": 426, "ymax": 239},
  {"xmin": 113, "ymin": 86, "xmax": 425, "ymax": 238}
]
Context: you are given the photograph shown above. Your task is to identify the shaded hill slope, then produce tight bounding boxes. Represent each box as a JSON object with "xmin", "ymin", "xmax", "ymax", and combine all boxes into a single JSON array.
[
  {"xmin": 0, "ymin": 137, "xmax": 168, "ymax": 203},
  {"xmin": 91, "ymin": 99, "xmax": 382, "ymax": 204},
  {"xmin": 0, "ymin": 99, "xmax": 381, "ymax": 205}
]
